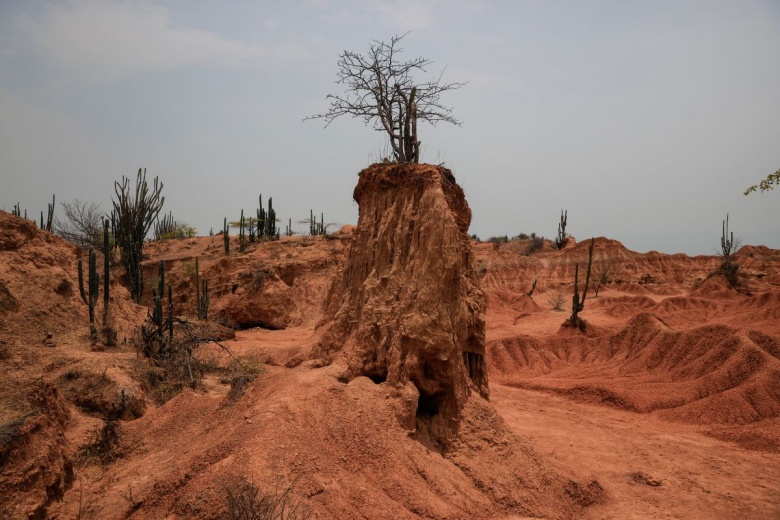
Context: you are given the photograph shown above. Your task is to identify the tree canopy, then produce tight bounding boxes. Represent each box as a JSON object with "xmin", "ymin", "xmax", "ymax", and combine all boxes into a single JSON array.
[
  {"xmin": 305, "ymin": 34, "xmax": 464, "ymax": 163},
  {"xmin": 744, "ymin": 168, "xmax": 780, "ymax": 195}
]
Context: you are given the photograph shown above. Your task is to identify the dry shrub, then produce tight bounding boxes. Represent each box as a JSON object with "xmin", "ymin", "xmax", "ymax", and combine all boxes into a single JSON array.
[
  {"xmin": 547, "ymin": 288, "xmax": 567, "ymax": 311},
  {"xmin": 136, "ymin": 319, "xmax": 254, "ymax": 404},
  {"xmin": 222, "ymin": 477, "xmax": 313, "ymax": 520},
  {"xmin": 78, "ymin": 420, "xmax": 121, "ymax": 464}
]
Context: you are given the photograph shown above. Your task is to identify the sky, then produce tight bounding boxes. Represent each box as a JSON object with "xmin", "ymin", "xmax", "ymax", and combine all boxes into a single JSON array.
[{"xmin": 0, "ymin": 0, "xmax": 778, "ymax": 255}]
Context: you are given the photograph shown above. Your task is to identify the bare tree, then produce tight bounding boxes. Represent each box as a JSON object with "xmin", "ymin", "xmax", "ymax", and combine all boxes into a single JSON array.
[
  {"xmin": 55, "ymin": 199, "xmax": 103, "ymax": 248},
  {"xmin": 590, "ymin": 257, "xmax": 620, "ymax": 297},
  {"xmin": 305, "ymin": 33, "xmax": 464, "ymax": 163}
]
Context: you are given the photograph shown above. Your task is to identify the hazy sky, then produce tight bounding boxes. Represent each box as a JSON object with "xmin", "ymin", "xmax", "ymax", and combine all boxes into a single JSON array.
[{"xmin": 1, "ymin": 0, "xmax": 778, "ymax": 255}]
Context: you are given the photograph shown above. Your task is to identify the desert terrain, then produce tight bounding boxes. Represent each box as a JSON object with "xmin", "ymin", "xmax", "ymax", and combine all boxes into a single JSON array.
[{"xmin": 1, "ymin": 164, "xmax": 779, "ymax": 519}]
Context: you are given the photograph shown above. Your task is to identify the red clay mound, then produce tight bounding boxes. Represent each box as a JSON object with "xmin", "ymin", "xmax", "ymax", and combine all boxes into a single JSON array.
[
  {"xmin": 312, "ymin": 163, "xmax": 489, "ymax": 446},
  {"xmin": 690, "ymin": 274, "xmax": 744, "ymax": 299},
  {"xmin": 0, "ymin": 211, "xmax": 84, "ymax": 339},
  {"xmin": 487, "ymin": 313, "xmax": 780, "ymax": 449},
  {"xmin": 51, "ymin": 365, "xmax": 590, "ymax": 520}
]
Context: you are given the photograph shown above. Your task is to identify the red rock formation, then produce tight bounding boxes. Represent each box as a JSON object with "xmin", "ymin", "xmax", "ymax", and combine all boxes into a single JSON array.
[{"xmin": 313, "ymin": 163, "xmax": 488, "ymax": 445}]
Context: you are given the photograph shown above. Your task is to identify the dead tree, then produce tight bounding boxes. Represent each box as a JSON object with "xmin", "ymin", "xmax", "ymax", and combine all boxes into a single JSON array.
[{"xmin": 305, "ymin": 33, "xmax": 464, "ymax": 163}]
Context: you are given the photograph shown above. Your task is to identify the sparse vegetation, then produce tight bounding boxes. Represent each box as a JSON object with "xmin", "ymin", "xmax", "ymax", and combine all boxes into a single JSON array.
[
  {"xmin": 154, "ymin": 211, "xmax": 196, "ymax": 240},
  {"xmin": 591, "ymin": 257, "xmax": 619, "ymax": 297},
  {"xmin": 487, "ymin": 235, "xmax": 508, "ymax": 245},
  {"xmin": 547, "ymin": 288, "xmax": 566, "ymax": 310},
  {"xmin": 54, "ymin": 199, "xmax": 103, "ymax": 248},
  {"xmin": 221, "ymin": 477, "xmax": 313, "ymax": 520},
  {"xmin": 524, "ymin": 234, "xmax": 545, "ymax": 255},
  {"xmin": 77, "ymin": 421, "xmax": 121, "ymax": 465}
]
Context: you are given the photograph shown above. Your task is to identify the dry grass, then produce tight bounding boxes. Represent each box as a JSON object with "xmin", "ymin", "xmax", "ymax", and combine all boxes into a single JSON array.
[{"xmin": 222, "ymin": 477, "xmax": 313, "ymax": 520}]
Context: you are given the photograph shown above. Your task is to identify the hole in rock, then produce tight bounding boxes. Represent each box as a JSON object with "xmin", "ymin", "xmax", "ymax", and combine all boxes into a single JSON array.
[
  {"xmin": 234, "ymin": 322, "xmax": 282, "ymax": 331},
  {"xmin": 416, "ymin": 390, "xmax": 444, "ymax": 420},
  {"xmin": 366, "ymin": 370, "xmax": 387, "ymax": 384}
]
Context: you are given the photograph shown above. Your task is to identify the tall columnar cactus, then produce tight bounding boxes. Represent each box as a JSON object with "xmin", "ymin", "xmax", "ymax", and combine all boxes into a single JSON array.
[
  {"xmin": 721, "ymin": 213, "xmax": 734, "ymax": 264},
  {"xmin": 113, "ymin": 169, "xmax": 165, "ymax": 302},
  {"xmin": 556, "ymin": 210, "xmax": 568, "ymax": 250},
  {"xmin": 239, "ymin": 210, "xmax": 246, "ymax": 252},
  {"xmin": 78, "ymin": 248, "xmax": 100, "ymax": 340},
  {"xmin": 720, "ymin": 213, "xmax": 739, "ymax": 287},
  {"xmin": 195, "ymin": 257, "xmax": 210, "ymax": 320},
  {"xmin": 569, "ymin": 238, "xmax": 595, "ymax": 327},
  {"xmin": 12, "ymin": 203, "xmax": 21, "ymax": 217},
  {"xmin": 223, "ymin": 217, "xmax": 230, "ymax": 255},
  {"xmin": 44, "ymin": 194, "xmax": 55, "ymax": 232},
  {"xmin": 103, "ymin": 220, "xmax": 110, "ymax": 310},
  {"xmin": 257, "ymin": 194, "xmax": 266, "ymax": 239},
  {"xmin": 168, "ymin": 283, "xmax": 174, "ymax": 346},
  {"xmin": 266, "ymin": 197, "xmax": 277, "ymax": 238},
  {"xmin": 101, "ymin": 219, "xmax": 117, "ymax": 346}
]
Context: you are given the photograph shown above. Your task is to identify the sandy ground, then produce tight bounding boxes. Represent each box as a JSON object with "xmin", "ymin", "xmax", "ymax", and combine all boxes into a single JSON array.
[{"xmin": 492, "ymin": 384, "xmax": 780, "ymax": 520}]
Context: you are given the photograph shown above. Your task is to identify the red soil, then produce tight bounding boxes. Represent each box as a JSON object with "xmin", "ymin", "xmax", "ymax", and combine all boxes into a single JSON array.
[{"xmin": 2, "ymin": 179, "xmax": 780, "ymax": 519}]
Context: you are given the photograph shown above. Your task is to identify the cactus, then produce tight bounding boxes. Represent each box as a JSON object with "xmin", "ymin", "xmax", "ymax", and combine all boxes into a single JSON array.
[
  {"xmin": 720, "ymin": 213, "xmax": 740, "ymax": 287},
  {"xmin": 78, "ymin": 248, "xmax": 100, "ymax": 340},
  {"xmin": 239, "ymin": 210, "xmax": 246, "ymax": 252},
  {"xmin": 168, "ymin": 283, "xmax": 173, "ymax": 346},
  {"xmin": 103, "ymin": 220, "xmax": 110, "ymax": 312},
  {"xmin": 195, "ymin": 257, "xmax": 210, "ymax": 320},
  {"xmin": 113, "ymin": 169, "xmax": 165, "ymax": 302},
  {"xmin": 527, "ymin": 278, "xmax": 537, "ymax": 297},
  {"xmin": 568, "ymin": 238, "xmax": 595, "ymax": 327},
  {"xmin": 223, "ymin": 217, "xmax": 230, "ymax": 255},
  {"xmin": 45, "ymin": 194, "xmax": 55, "ymax": 232},
  {"xmin": 100, "ymin": 219, "xmax": 117, "ymax": 347},
  {"xmin": 555, "ymin": 210, "xmax": 568, "ymax": 250},
  {"xmin": 12, "ymin": 203, "xmax": 21, "ymax": 217}
]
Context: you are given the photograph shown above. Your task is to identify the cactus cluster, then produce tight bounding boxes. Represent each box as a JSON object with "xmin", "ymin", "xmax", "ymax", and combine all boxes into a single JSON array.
[
  {"xmin": 40, "ymin": 194, "xmax": 55, "ymax": 232},
  {"xmin": 256, "ymin": 194, "xmax": 278, "ymax": 239},
  {"xmin": 76, "ymin": 219, "xmax": 114, "ymax": 343},
  {"xmin": 142, "ymin": 260, "xmax": 174, "ymax": 358},
  {"xmin": 310, "ymin": 210, "xmax": 327, "ymax": 236}
]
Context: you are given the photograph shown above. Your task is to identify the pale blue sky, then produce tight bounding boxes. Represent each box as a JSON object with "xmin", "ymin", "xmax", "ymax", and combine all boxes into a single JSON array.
[{"xmin": 1, "ymin": 0, "xmax": 778, "ymax": 254}]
